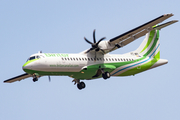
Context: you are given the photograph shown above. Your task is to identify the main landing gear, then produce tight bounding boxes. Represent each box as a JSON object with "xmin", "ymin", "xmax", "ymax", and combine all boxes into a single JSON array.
[
  {"xmin": 102, "ymin": 71, "xmax": 111, "ymax": 79},
  {"xmin": 72, "ymin": 71, "xmax": 111, "ymax": 90},
  {"xmin": 72, "ymin": 79, "xmax": 86, "ymax": 90}
]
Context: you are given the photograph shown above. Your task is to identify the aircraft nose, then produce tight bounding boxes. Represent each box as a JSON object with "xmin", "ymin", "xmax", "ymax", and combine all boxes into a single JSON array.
[{"xmin": 22, "ymin": 63, "xmax": 31, "ymax": 70}]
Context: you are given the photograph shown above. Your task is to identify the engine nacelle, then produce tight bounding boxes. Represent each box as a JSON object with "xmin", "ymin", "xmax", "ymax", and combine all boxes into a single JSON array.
[{"xmin": 98, "ymin": 40, "xmax": 120, "ymax": 53}]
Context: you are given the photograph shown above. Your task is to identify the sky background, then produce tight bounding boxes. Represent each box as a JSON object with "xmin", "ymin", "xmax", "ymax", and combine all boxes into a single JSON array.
[{"xmin": 1, "ymin": 0, "xmax": 180, "ymax": 120}]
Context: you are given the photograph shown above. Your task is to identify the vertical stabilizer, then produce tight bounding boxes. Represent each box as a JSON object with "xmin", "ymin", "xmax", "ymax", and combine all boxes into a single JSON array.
[
  {"xmin": 135, "ymin": 29, "xmax": 160, "ymax": 58},
  {"xmin": 134, "ymin": 20, "xmax": 178, "ymax": 58}
]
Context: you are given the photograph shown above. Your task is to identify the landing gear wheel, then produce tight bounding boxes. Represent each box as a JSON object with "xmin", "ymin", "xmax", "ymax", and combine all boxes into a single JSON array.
[
  {"xmin": 33, "ymin": 77, "xmax": 38, "ymax": 82},
  {"xmin": 77, "ymin": 82, "xmax": 86, "ymax": 90},
  {"xmin": 102, "ymin": 72, "xmax": 110, "ymax": 79}
]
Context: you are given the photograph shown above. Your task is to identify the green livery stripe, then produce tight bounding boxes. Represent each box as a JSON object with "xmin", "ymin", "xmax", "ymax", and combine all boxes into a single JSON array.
[
  {"xmin": 23, "ymin": 59, "xmax": 39, "ymax": 67},
  {"xmin": 143, "ymin": 30, "xmax": 159, "ymax": 57},
  {"xmin": 140, "ymin": 30, "xmax": 156, "ymax": 53},
  {"xmin": 119, "ymin": 51, "xmax": 160, "ymax": 76},
  {"xmin": 154, "ymin": 50, "xmax": 160, "ymax": 59}
]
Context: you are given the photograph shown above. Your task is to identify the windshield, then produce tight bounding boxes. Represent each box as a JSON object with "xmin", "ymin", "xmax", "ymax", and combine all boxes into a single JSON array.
[{"xmin": 27, "ymin": 55, "xmax": 44, "ymax": 61}]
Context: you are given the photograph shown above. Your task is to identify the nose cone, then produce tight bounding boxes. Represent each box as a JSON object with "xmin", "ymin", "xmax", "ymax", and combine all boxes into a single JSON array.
[
  {"xmin": 22, "ymin": 64, "xmax": 31, "ymax": 70},
  {"xmin": 22, "ymin": 61, "xmax": 33, "ymax": 72}
]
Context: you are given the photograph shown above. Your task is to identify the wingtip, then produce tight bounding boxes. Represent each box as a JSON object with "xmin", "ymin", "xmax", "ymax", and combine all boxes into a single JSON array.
[
  {"xmin": 173, "ymin": 20, "xmax": 179, "ymax": 22},
  {"xmin": 164, "ymin": 13, "xmax": 174, "ymax": 16}
]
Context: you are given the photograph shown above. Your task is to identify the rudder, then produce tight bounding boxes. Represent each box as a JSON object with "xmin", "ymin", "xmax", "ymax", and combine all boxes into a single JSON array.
[{"xmin": 135, "ymin": 29, "xmax": 160, "ymax": 58}]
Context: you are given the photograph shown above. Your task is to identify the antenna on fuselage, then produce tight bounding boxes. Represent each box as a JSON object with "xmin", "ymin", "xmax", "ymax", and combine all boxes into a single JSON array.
[{"xmin": 38, "ymin": 51, "xmax": 42, "ymax": 53}]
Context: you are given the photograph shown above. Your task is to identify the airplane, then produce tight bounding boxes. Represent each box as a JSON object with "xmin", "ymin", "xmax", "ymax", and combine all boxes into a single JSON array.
[{"xmin": 4, "ymin": 13, "xmax": 178, "ymax": 90}]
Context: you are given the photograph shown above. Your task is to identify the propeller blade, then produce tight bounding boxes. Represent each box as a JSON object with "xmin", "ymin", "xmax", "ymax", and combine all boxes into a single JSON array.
[
  {"xmin": 86, "ymin": 48, "xmax": 95, "ymax": 53},
  {"xmin": 48, "ymin": 76, "xmax": 51, "ymax": 82},
  {"xmin": 94, "ymin": 51, "xmax": 97, "ymax": 61},
  {"xmin": 84, "ymin": 37, "xmax": 93, "ymax": 44},
  {"xmin": 93, "ymin": 29, "xmax": 96, "ymax": 43},
  {"xmin": 100, "ymin": 49, "xmax": 105, "ymax": 54},
  {"xmin": 97, "ymin": 37, "xmax": 106, "ymax": 45}
]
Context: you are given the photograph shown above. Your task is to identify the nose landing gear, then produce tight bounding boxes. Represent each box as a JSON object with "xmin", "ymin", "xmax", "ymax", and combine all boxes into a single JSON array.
[
  {"xmin": 33, "ymin": 77, "xmax": 38, "ymax": 82},
  {"xmin": 32, "ymin": 73, "xmax": 39, "ymax": 82}
]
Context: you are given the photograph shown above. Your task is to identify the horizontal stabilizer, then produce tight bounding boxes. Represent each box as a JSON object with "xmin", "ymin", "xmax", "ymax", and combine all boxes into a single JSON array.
[
  {"xmin": 153, "ymin": 20, "xmax": 178, "ymax": 30},
  {"xmin": 4, "ymin": 73, "xmax": 31, "ymax": 83}
]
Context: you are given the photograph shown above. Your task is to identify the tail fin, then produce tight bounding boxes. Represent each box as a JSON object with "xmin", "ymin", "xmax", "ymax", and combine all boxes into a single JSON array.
[
  {"xmin": 134, "ymin": 20, "xmax": 178, "ymax": 58},
  {"xmin": 135, "ymin": 29, "xmax": 160, "ymax": 58}
]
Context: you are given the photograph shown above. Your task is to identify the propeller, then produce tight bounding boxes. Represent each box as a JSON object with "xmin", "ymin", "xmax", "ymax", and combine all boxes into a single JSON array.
[
  {"xmin": 84, "ymin": 29, "xmax": 106, "ymax": 59},
  {"xmin": 48, "ymin": 76, "xmax": 51, "ymax": 82}
]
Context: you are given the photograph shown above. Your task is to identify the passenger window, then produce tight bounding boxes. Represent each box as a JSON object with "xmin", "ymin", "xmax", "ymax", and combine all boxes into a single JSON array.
[
  {"xmin": 106, "ymin": 58, "xmax": 108, "ymax": 61},
  {"xmin": 91, "ymin": 58, "xmax": 93, "ymax": 61},
  {"xmin": 76, "ymin": 58, "xmax": 78, "ymax": 61},
  {"xmin": 112, "ymin": 58, "xmax": 114, "ymax": 61},
  {"xmin": 88, "ymin": 58, "xmax": 90, "ymax": 61},
  {"xmin": 109, "ymin": 58, "xmax": 111, "ymax": 61},
  {"xmin": 62, "ymin": 58, "xmax": 64, "ymax": 60},
  {"xmin": 73, "ymin": 58, "xmax": 75, "ymax": 60},
  {"xmin": 79, "ymin": 58, "xmax": 81, "ymax": 61},
  {"xmin": 85, "ymin": 58, "xmax": 87, "ymax": 61}
]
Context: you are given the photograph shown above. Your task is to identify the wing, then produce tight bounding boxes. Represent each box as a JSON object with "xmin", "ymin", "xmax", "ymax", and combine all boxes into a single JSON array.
[
  {"xmin": 109, "ymin": 14, "xmax": 173, "ymax": 46},
  {"xmin": 4, "ymin": 73, "xmax": 32, "ymax": 83},
  {"xmin": 81, "ymin": 14, "xmax": 174, "ymax": 55}
]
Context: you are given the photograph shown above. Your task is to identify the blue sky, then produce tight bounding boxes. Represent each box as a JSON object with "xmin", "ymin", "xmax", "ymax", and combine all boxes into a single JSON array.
[{"xmin": 1, "ymin": 0, "xmax": 180, "ymax": 120}]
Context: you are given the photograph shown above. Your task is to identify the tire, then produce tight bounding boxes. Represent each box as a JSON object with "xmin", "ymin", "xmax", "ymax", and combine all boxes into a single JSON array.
[
  {"xmin": 105, "ymin": 72, "xmax": 110, "ymax": 78},
  {"xmin": 33, "ymin": 78, "xmax": 38, "ymax": 82},
  {"xmin": 102, "ymin": 73, "xmax": 107, "ymax": 79},
  {"xmin": 80, "ymin": 82, "xmax": 86, "ymax": 89},
  {"xmin": 77, "ymin": 82, "xmax": 86, "ymax": 90},
  {"xmin": 102, "ymin": 72, "xmax": 110, "ymax": 79}
]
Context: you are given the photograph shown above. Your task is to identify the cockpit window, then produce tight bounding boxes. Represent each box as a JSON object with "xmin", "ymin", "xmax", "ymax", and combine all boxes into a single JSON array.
[
  {"xmin": 27, "ymin": 55, "xmax": 44, "ymax": 61},
  {"xmin": 29, "ymin": 56, "xmax": 36, "ymax": 60}
]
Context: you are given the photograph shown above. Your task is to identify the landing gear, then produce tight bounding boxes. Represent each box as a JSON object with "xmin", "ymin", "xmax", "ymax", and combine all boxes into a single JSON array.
[
  {"xmin": 33, "ymin": 77, "xmax": 38, "ymax": 82},
  {"xmin": 72, "ymin": 79, "xmax": 86, "ymax": 90},
  {"xmin": 32, "ymin": 73, "xmax": 39, "ymax": 82},
  {"xmin": 77, "ymin": 82, "xmax": 86, "ymax": 90},
  {"xmin": 102, "ymin": 71, "xmax": 111, "ymax": 79}
]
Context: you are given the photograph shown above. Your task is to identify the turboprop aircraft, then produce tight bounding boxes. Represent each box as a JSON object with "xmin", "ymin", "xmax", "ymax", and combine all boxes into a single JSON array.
[{"xmin": 4, "ymin": 13, "xmax": 178, "ymax": 90}]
